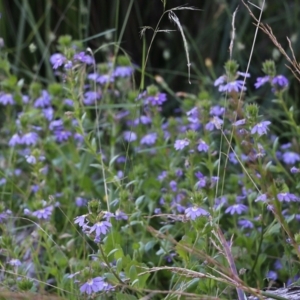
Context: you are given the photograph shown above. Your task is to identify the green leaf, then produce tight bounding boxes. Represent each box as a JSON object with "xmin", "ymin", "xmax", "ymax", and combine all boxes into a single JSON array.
[
  {"xmin": 185, "ymin": 278, "xmax": 200, "ymax": 292},
  {"xmin": 135, "ymin": 195, "xmax": 145, "ymax": 207},
  {"xmin": 104, "ymin": 272, "xmax": 120, "ymax": 285},
  {"xmin": 145, "ymin": 240, "xmax": 156, "ymax": 252},
  {"xmin": 129, "ymin": 265, "xmax": 138, "ymax": 282},
  {"xmin": 90, "ymin": 163, "xmax": 103, "ymax": 169},
  {"xmin": 264, "ymin": 221, "xmax": 281, "ymax": 236},
  {"xmin": 176, "ymin": 240, "xmax": 189, "ymax": 262},
  {"xmin": 53, "ymin": 250, "xmax": 68, "ymax": 269},
  {"xmin": 116, "ymin": 258, "xmax": 123, "ymax": 273},
  {"xmin": 135, "ymin": 264, "xmax": 150, "ymax": 288},
  {"xmin": 114, "ymin": 247, "xmax": 124, "ymax": 260}
]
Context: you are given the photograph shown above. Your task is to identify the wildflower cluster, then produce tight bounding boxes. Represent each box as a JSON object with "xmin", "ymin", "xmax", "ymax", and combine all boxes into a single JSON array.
[{"xmin": 0, "ymin": 32, "xmax": 300, "ymax": 299}]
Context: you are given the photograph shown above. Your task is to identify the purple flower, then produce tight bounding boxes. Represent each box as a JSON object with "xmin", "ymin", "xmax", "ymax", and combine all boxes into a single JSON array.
[
  {"xmin": 197, "ymin": 140, "xmax": 209, "ymax": 152},
  {"xmin": 8, "ymin": 259, "xmax": 22, "ymax": 267},
  {"xmin": 196, "ymin": 177, "xmax": 206, "ymax": 189},
  {"xmin": 26, "ymin": 155, "xmax": 36, "ymax": 164},
  {"xmin": 54, "ymin": 130, "xmax": 72, "ymax": 143},
  {"xmin": 195, "ymin": 171, "xmax": 204, "ymax": 179},
  {"xmin": 34, "ymin": 90, "xmax": 51, "ymax": 108},
  {"xmin": 104, "ymin": 212, "xmax": 114, "ymax": 221},
  {"xmin": 123, "ymin": 131, "xmax": 137, "ymax": 142},
  {"xmin": 281, "ymin": 143, "xmax": 291, "ymax": 150},
  {"xmin": 115, "ymin": 210, "xmax": 128, "ymax": 221},
  {"xmin": 164, "ymin": 252, "xmax": 176, "ymax": 263},
  {"xmin": 0, "ymin": 93, "xmax": 15, "ymax": 105},
  {"xmin": 169, "ymin": 180, "xmax": 177, "ymax": 192},
  {"xmin": 291, "ymin": 166, "xmax": 300, "ymax": 174},
  {"xmin": 237, "ymin": 71, "xmax": 251, "ymax": 78},
  {"xmin": 0, "ymin": 210, "xmax": 10, "ymax": 223},
  {"xmin": 176, "ymin": 169, "xmax": 183, "ymax": 177},
  {"xmin": 132, "ymin": 115, "xmax": 152, "ymax": 125},
  {"xmin": 64, "ymin": 61, "xmax": 73, "ymax": 69},
  {"xmin": 49, "ymin": 119, "xmax": 64, "ymax": 131},
  {"xmin": 50, "ymin": 53, "xmax": 66, "ymax": 69},
  {"xmin": 185, "ymin": 206, "xmax": 209, "ymax": 220},
  {"xmin": 74, "ymin": 131, "xmax": 82, "ymax": 142},
  {"xmin": 254, "ymin": 76, "xmax": 270, "ymax": 89},
  {"xmin": 22, "ymin": 95, "xmax": 30, "ymax": 104},
  {"xmin": 80, "ymin": 277, "xmax": 105, "ymax": 294},
  {"xmin": 218, "ymin": 80, "xmax": 247, "ymax": 93},
  {"xmin": 164, "ymin": 130, "xmax": 171, "ymax": 140},
  {"xmin": 272, "ymin": 75, "xmax": 288, "ymax": 89},
  {"xmin": 282, "ymin": 152, "xmax": 300, "ymax": 164},
  {"xmin": 157, "ymin": 171, "xmax": 167, "ymax": 181},
  {"xmin": 225, "ymin": 204, "xmax": 248, "ymax": 215},
  {"xmin": 214, "ymin": 75, "xmax": 225, "ymax": 86},
  {"xmin": 75, "ymin": 197, "xmax": 87, "ymax": 207},
  {"xmin": 205, "ymin": 116, "xmax": 223, "ymax": 131},
  {"xmin": 43, "ymin": 107, "xmax": 54, "ymax": 121},
  {"xmin": 14, "ymin": 169, "xmax": 22, "ymax": 176},
  {"xmin": 238, "ymin": 219, "xmax": 254, "ymax": 229},
  {"xmin": 21, "ymin": 132, "xmax": 39, "ymax": 146},
  {"xmin": 228, "ymin": 152, "xmax": 239, "ymax": 164},
  {"xmin": 74, "ymin": 214, "xmax": 88, "ymax": 227},
  {"xmin": 211, "ymin": 176, "xmax": 219, "ymax": 184},
  {"xmin": 83, "ymin": 91, "xmax": 101, "ymax": 105},
  {"xmin": 89, "ymin": 221, "xmax": 112, "ymax": 239},
  {"xmin": 255, "ymin": 194, "xmax": 267, "ymax": 202},
  {"xmin": 267, "ymin": 271, "xmax": 278, "ymax": 281},
  {"xmin": 140, "ymin": 133, "xmax": 157, "ymax": 145},
  {"xmin": 116, "ymin": 170, "xmax": 124, "ymax": 179},
  {"xmin": 233, "ymin": 119, "xmax": 246, "ymax": 126},
  {"xmin": 274, "ymin": 260, "xmax": 282, "ymax": 270},
  {"xmin": 145, "ymin": 93, "xmax": 167, "ymax": 106},
  {"xmin": 32, "ymin": 206, "xmax": 53, "ymax": 220},
  {"xmin": 87, "ymin": 73, "xmax": 99, "ymax": 81},
  {"xmin": 31, "ymin": 185, "xmax": 40, "ymax": 193},
  {"xmin": 214, "ymin": 196, "xmax": 227, "ymax": 210},
  {"xmin": 97, "ymin": 74, "xmax": 114, "ymax": 84},
  {"xmin": 140, "ymin": 115, "xmax": 152, "ymax": 124},
  {"xmin": 64, "ymin": 99, "xmax": 74, "ymax": 106},
  {"xmin": 210, "ymin": 105, "xmax": 225, "ymax": 116},
  {"xmin": 114, "ymin": 110, "xmax": 129, "ymax": 121},
  {"xmin": 113, "ymin": 66, "xmax": 134, "ymax": 77},
  {"xmin": 154, "ymin": 208, "xmax": 161, "ymax": 214},
  {"xmin": 187, "ymin": 107, "xmax": 199, "ymax": 123},
  {"xmin": 251, "ymin": 121, "xmax": 271, "ymax": 136},
  {"xmin": 116, "ymin": 156, "xmax": 126, "ymax": 163},
  {"xmin": 277, "ymin": 192, "xmax": 299, "ymax": 202},
  {"xmin": 9, "ymin": 133, "xmax": 22, "ymax": 147},
  {"xmin": 74, "ymin": 52, "xmax": 94, "ymax": 64},
  {"xmin": 174, "ymin": 139, "xmax": 189, "ymax": 150}
]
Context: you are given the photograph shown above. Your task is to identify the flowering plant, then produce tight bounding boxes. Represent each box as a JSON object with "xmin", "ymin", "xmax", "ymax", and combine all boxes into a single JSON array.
[{"xmin": 0, "ymin": 17, "xmax": 300, "ymax": 300}]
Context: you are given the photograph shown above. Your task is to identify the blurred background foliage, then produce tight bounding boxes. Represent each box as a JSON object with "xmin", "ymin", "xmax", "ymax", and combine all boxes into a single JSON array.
[{"xmin": 1, "ymin": 0, "xmax": 300, "ymax": 102}]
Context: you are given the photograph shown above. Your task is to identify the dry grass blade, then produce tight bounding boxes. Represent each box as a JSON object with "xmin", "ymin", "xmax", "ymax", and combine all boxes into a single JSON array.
[
  {"xmin": 168, "ymin": 10, "xmax": 191, "ymax": 84},
  {"xmin": 172, "ymin": 6, "xmax": 202, "ymax": 11},
  {"xmin": 229, "ymin": 6, "xmax": 239, "ymax": 59},
  {"xmin": 128, "ymin": 286, "xmax": 222, "ymax": 300},
  {"xmin": 242, "ymin": 0, "xmax": 300, "ymax": 82},
  {"xmin": 140, "ymin": 26, "xmax": 154, "ymax": 38}
]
